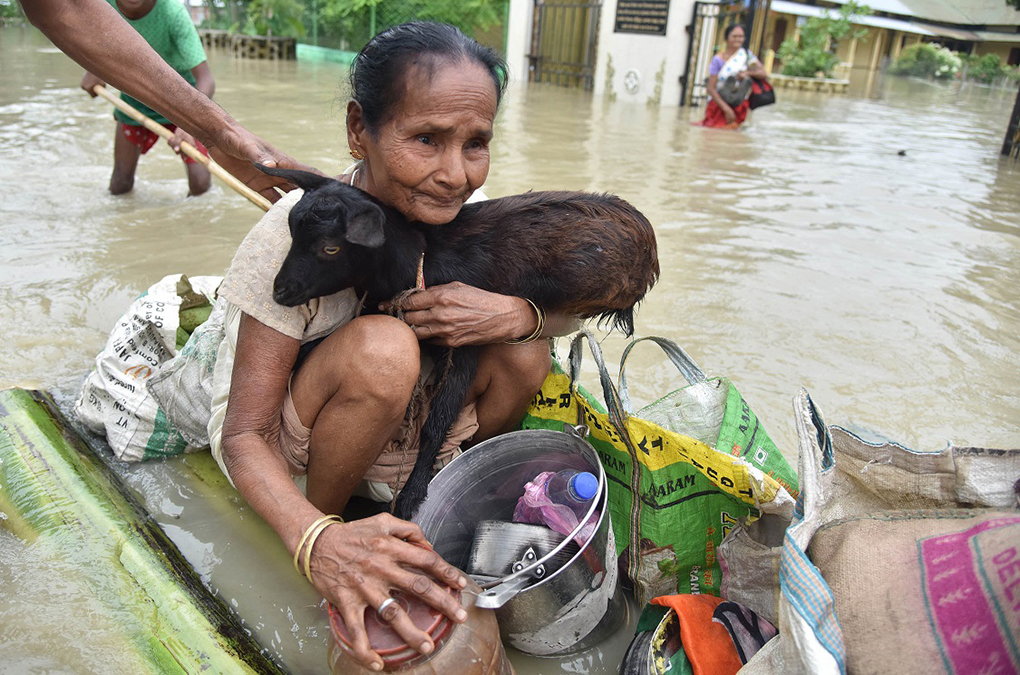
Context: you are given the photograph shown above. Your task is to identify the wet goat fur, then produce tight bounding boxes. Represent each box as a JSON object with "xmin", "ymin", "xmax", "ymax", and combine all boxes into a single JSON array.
[{"xmin": 258, "ymin": 164, "xmax": 659, "ymax": 519}]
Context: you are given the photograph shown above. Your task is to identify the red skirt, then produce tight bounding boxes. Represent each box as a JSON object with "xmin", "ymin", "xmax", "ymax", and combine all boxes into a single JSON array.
[
  {"xmin": 119, "ymin": 122, "xmax": 209, "ymax": 164},
  {"xmin": 699, "ymin": 99, "xmax": 749, "ymax": 129}
]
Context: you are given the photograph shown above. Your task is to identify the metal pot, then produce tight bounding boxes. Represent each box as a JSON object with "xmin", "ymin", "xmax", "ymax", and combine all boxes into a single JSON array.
[{"xmin": 412, "ymin": 426, "xmax": 625, "ymax": 657}]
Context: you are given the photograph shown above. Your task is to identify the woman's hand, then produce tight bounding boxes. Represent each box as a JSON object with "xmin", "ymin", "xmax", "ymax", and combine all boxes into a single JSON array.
[
  {"xmin": 308, "ymin": 513, "xmax": 468, "ymax": 670},
  {"xmin": 723, "ymin": 104, "xmax": 737, "ymax": 124},
  {"xmin": 382, "ymin": 282, "xmax": 537, "ymax": 347}
]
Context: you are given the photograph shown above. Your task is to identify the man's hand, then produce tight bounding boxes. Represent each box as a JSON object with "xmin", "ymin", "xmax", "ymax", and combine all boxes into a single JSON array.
[
  {"xmin": 80, "ymin": 71, "xmax": 105, "ymax": 97},
  {"xmin": 168, "ymin": 127, "xmax": 200, "ymax": 156},
  {"xmin": 206, "ymin": 124, "xmax": 323, "ymax": 203}
]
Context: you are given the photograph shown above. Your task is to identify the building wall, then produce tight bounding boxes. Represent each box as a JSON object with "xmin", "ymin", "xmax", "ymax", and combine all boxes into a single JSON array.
[
  {"xmin": 505, "ymin": 0, "xmax": 534, "ymax": 87},
  {"xmin": 592, "ymin": 0, "xmax": 696, "ymax": 106},
  {"xmin": 973, "ymin": 42, "xmax": 1019, "ymax": 61}
]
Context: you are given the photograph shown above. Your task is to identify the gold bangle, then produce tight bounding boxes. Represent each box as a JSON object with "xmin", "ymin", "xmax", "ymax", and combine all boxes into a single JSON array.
[
  {"xmin": 302, "ymin": 517, "xmax": 340, "ymax": 582},
  {"xmin": 293, "ymin": 515, "xmax": 343, "ymax": 579},
  {"xmin": 505, "ymin": 298, "xmax": 546, "ymax": 344}
]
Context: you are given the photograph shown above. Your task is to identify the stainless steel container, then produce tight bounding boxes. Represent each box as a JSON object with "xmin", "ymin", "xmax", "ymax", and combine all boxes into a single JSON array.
[{"xmin": 412, "ymin": 426, "xmax": 625, "ymax": 657}]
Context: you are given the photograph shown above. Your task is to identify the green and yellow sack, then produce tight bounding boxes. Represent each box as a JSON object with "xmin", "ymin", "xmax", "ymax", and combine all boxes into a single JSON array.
[{"xmin": 521, "ymin": 331, "xmax": 798, "ymax": 605}]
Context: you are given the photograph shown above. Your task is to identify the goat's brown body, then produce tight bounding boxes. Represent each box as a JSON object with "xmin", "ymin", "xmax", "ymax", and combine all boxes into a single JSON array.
[{"xmin": 423, "ymin": 191, "xmax": 659, "ymax": 334}]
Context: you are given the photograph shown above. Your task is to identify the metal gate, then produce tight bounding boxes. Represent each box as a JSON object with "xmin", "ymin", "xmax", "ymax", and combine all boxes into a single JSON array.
[
  {"xmin": 681, "ymin": 2, "xmax": 721, "ymax": 106},
  {"xmin": 680, "ymin": 0, "xmax": 769, "ymax": 106},
  {"xmin": 529, "ymin": 0, "xmax": 602, "ymax": 90}
]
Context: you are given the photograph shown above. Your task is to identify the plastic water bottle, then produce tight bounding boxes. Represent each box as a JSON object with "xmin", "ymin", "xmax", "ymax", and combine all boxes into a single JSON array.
[{"xmin": 545, "ymin": 470, "xmax": 599, "ymax": 518}]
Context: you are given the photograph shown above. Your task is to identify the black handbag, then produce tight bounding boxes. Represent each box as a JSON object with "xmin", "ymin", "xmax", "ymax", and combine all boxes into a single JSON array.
[
  {"xmin": 748, "ymin": 78, "xmax": 775, "ymax": 109},
  {"xmin": 718, "ymin": 76, "xmax": 753, "ymax": 107}
]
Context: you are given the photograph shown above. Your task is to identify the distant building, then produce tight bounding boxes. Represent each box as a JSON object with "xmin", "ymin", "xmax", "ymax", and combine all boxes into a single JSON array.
[
  {"xmin": 504, "ymin": 0, "xmax": 1020, "ymax": 107},
  {"xmin": 185, "ymin": 0, "xmax": 209, "ymax": 26},
  {"xmin": 506, "ymin": 0, "xmax": 766, "ymax": 107},
  {"xmin": 765, "ymin": 0, "xmax": 1020, "ymax": 90}
]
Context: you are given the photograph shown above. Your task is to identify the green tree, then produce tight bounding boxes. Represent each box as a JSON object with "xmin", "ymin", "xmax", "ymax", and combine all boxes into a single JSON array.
[
  {"xmin": 778, "ymin": 1, "xmax": 871, "ymax": 78},
  {"xmin": 242, "ymin": 0, "xmax": 307, "ymax": 37},
  {"xmin": 888, "ymin": 43, "xmax": 961, "ymax": 79},
  {"xmin": 315, "ymin": 0, "xmax": 503, "ymax": 50},
  {"xmin": 963, "ymin": 52, "xmax": 1007, "ymax": 83},
  {"xmin": 0, "ymin": 0, "xmax": 25, "ymax": 23}
]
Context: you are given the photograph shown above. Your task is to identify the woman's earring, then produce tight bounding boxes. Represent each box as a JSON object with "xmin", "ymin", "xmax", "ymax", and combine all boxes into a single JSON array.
[{"xmin": 350, "ymin": 149, "xmax": 365, "ymax": 161}]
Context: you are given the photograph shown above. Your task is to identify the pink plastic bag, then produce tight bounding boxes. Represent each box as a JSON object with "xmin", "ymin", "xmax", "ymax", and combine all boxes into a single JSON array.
[{"xmin": 513, "ymin": 471, "xmax": 598, "ymax": 546}]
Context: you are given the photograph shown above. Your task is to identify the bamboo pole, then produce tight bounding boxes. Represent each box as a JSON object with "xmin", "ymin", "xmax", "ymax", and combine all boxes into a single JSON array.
[{"xmin": 91, "ymin": 85, "xmax": 272, "ymax": 211}]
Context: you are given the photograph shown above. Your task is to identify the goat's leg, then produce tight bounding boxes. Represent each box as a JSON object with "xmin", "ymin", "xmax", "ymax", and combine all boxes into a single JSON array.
[{"xmin": 393, "ymin": 347, "xmax": 479, "ymax": 520}]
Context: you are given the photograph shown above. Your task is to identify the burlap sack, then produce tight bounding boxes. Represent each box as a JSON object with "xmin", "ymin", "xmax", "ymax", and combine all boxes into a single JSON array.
[
  {"xmin": 809, "ymin": 509, "xmax": 1020, "ymax": 675},
  {"xmin": 725, "ymin": 390, "xmax": 1020, "ymax": 675}
]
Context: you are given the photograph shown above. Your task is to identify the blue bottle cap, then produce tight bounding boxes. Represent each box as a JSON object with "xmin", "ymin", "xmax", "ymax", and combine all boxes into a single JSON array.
[{"xmin": 571, "ymin": 472, "xmax": 599, "ymax": 501}]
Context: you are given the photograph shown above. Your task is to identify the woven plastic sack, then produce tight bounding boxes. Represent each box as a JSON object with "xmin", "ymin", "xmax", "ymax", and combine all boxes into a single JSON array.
[
  {"xmin": 725, "ymin": 389, "xmax": 1020, "ymax": 675},
  {"xmin": 74, "ymin": 274, "xmax": 221, "ymax": 461},
  {"xmin": 520, "ymin": 330, "xmax": 797, "ymax": 605}
]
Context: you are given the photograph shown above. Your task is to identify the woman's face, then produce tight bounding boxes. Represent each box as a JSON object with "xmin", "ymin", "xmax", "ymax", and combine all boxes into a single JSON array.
[
  {"xmin": 726, "ymin": 27, "xmax": 745, "ymax": 51},
  {"xmin": 349, "ymin": 58, "xmax": 498, "ymax": 225}
]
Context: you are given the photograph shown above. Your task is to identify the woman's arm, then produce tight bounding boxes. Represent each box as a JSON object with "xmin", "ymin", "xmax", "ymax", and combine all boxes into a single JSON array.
[
  {"xmin": 220, "ymin": 315, "xmax": 320, "ymax": 563},
  {"xmin": 222, "ymin": 314, "xmax": 467, "ymax": 670},
  {"xmin": 706, "ymin": 74, "xmax": 737, "ymax": 123},
  {"xmin": 746, "ymin": 60, "xmax": 767, "ymax": 80},
  {"xmin": 21, "ymin": 0, "xmax": 317, "ymax": 201},
  {"xmin": 384, "ymin": 282, "xmax": 579, "ymax": 347}
]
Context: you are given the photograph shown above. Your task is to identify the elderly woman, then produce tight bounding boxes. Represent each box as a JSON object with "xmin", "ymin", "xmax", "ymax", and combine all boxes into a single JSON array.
[
  {"xmin": 700, "ymin": 24, "xmax": 767, "ymax": 129},
  {"xmin": 207, "ymin": 22, "xmax": 568, "ymax": 671}
]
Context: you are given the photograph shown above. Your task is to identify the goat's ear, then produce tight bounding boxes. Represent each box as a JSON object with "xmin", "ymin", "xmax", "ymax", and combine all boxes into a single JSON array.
[
  {"xmin": 346, "ymin": 205, "xmax": 385, "ymax": 248},
  {"xmin": 255, "ymin": 163, "xmax": 332, "ymax": 192}
]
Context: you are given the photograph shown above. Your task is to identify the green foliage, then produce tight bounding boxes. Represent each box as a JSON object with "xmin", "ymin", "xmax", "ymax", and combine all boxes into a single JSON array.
[
  {"xmin": 200, "ymin": 15, "xmax": 238, "ymax": 31},
  {"xmin": 778, "ymin": 1, "xmax": 871, "ymax": 78},
  {"xmin": 0, "ymin": 0, "xmax": 24, "ymax": 21},
  {"xmin": 242, "ymin": 0, "xmax": 308, "ymax": 37},
  {"xmin": 315, "ymin": 0, "xmax": 382, "ymax": 48},
  {"xmin": 1008, "ymin": 0, "xmax": 1020, "ymax": 10},
  {"xmin": 888, "ymin": 43, "xmax": 961, "ymax": 79},
  {"xmin": 315, "ymin": 0, "xmax": 503, "ymax": 49},
  {"xmin": 961, "ymin": 52, "xmax": 1011, "ymax": 83}
]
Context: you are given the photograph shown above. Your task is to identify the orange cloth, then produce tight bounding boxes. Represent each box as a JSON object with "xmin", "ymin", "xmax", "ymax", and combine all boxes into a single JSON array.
[{"xmin": 650, "ymin": 595, "xmax": 743, "ymax": 675}]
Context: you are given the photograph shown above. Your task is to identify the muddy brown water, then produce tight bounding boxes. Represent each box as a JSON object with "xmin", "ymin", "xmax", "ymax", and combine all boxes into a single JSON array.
[{"xmin": 2, "ymin": 24, "xmax": 1019, "ymax": 674}]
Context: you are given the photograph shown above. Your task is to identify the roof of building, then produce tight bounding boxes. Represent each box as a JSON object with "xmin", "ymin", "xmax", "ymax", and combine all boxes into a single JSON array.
[{"xmin": 821, "ymin": 0, "xmax": 1020, "ymax": 27}]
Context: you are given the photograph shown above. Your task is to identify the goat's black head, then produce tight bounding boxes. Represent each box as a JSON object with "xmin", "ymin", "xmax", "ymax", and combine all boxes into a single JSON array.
[{"xmin": 256, "ymin": 164, "xmax": 387, "ymax": 307}]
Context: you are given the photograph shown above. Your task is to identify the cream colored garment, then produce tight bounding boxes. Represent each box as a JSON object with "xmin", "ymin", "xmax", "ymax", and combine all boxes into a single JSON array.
[{"xmin": 208, "ymin": 189, "xmax": 361, "ymax": 484}]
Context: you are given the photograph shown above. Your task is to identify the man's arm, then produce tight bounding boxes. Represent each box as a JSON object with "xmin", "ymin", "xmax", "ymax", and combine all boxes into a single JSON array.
[{"xmin": 20, "ymin": 0, "xmax": 319, "ymax": 201}]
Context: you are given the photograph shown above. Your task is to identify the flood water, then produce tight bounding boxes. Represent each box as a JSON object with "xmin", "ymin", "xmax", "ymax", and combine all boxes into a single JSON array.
[{"xmin": 2, "ymin": 23, "xmax": 1019, "ymax": 674}]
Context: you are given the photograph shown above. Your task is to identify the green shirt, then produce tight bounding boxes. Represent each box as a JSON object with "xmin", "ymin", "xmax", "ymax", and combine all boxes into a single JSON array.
[{"xmin": 108, "ymin": 0, "xmax": 208, "ymax": 126}]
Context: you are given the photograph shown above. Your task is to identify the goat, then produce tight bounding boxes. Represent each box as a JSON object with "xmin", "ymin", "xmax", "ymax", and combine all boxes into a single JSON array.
[{"xmin": 257, "ymin": 164, "xmax": 659, "ymax": 519}]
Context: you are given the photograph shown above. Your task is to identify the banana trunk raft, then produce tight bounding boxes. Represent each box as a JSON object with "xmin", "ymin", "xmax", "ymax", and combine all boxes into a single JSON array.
[{"xmin": 0, "ymin": 387, "xmax": 287, "ymax": 675}]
